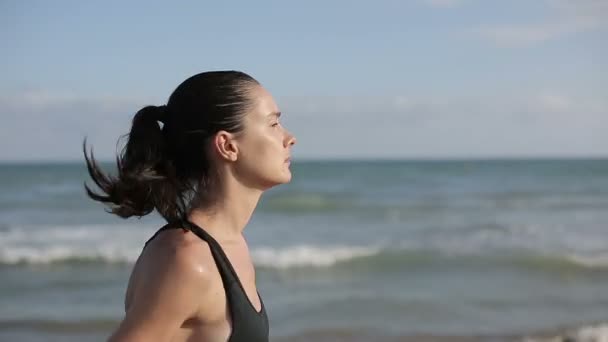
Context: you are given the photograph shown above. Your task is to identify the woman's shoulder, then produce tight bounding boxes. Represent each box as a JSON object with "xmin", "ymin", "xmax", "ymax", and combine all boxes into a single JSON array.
[
  {"xmin": 113, "ymin": 227, "xmax": 225, "ymax": 341},
  {"xmin": 142, "ymin": 226, "xmax": 217, "ymax": 281},
  {"xmin": 125, "ymin": 225, "xmax": 222, "ymax": 316}
]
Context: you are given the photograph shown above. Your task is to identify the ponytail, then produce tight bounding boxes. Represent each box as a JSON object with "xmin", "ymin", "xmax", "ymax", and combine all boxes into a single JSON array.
[
  {"xmin": 83, "ymin": 105, "xmax": 185, "ymax": 222},
  {"xmin": 83, "ymin": 70, "xmax": 260, "ymax": 224}
]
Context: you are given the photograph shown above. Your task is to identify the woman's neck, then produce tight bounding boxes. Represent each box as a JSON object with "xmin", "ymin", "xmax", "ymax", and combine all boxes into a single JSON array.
[{"xmin": 187, "ymin": 178, "xmax": 263, "ymax": 243}]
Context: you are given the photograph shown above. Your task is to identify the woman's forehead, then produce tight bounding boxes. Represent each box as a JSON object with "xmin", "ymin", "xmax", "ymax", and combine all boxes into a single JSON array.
[{"xmin": 249, "ymin": 86, "xmax": 279, "ymax": 117}]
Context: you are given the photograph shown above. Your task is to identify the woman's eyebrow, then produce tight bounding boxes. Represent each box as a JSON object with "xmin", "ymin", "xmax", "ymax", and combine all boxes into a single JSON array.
[{"xmin": 267, "ymin": 111, "xmax": 282, "ymax": 118}]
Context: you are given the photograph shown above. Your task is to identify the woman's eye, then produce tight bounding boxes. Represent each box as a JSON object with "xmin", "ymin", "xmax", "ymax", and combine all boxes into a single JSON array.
[{"xmin": 272, "ymin": 122, "xmax": 280, "ymax": 127}]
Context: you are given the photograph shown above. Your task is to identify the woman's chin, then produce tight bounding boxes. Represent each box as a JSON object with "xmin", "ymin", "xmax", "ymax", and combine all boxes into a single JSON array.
[
  {"xmin": 275, "ymin": 170, "xmax": 292, "ymax": 184},
  {"xmin": 261, "ymin": 172, "xmax": 292, "ymax": 190},
  {"xmin": 279, "ymin": 168, "xmax": 293, "ymax": 183}
]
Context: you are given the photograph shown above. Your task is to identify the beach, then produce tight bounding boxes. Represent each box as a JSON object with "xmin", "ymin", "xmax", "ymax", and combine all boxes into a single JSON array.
[{"xmin": 1, "ymin": 159, "xmax": 607, "ymax": 341}]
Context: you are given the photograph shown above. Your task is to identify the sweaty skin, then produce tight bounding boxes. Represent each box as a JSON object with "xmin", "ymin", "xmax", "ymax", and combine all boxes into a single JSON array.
[{"xmin": 107, "ymin": 85, "xmax": 296, "ymax": 342}]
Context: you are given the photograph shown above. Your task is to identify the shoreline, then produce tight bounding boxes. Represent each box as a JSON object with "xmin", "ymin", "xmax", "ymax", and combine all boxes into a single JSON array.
[
  {"xmin": 273, "ymin": 321, "xmax": 608, "ymax": 342},
  {"xmin": 0, "ymin": 318, "xmax": 606, "ymax": 341}
]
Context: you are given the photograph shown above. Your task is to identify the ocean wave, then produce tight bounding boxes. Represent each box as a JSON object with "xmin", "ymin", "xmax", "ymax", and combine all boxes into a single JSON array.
[
  {"xmin": 2, "ymin": 317, "xmax": 606, "ymax": 341},
  {"xmin": 3, "ymin": 241, "xmax": 608, "ymax": 273},
  {"xmin": 0, "ymin": 223, "xmax": 154, "ymax": 265},
  {"xmin": 563, "ymin": 253, "xmax": 608, "ymax": 269},
  {"xmin": 252, "ymin": 244, "xmax": 382, "ymax": 268},
  {"xmin": 274, "ymin": 322, "xmax": 608, "ymax": 342},
  {"xmin": 258, "ymin": 190, "xmax": 608, "ymax": 215},
  {"xmin": 0, "ymin": 242, "xmax": 383, "ymax": 267},
  {"xmin": 253, "ymin": 247, "xmax": 608, "ymax": 272},
  {"xmin": 574, "ymin": 323, "xmax": 608, "ymax": 342},
  {"xmin": 507, "ymin": 252, "xmax": 608, "ymax": 272},
  {"xmin": 0, "ymin": 318, "xmax": 118, "ymax": 333},
  {"xmin": 2, "ymin": 222, "xmax": 607, "ymax": 271},
  {"xmin": 524, "ymin": 322, "xmax": 608, "ymax": 342},
  {"xmin": 261, "ymin": 192, "xmax": 356, "ymax": 212},
  {"xmin": 0, "ymin": 245, "xmax": 138, "ymax": 265}
]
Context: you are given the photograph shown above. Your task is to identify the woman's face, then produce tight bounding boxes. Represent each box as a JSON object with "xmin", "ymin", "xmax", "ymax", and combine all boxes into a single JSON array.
[{"xmin": 232, "ymin": 85, "xmax": 296, "ymax": 189}]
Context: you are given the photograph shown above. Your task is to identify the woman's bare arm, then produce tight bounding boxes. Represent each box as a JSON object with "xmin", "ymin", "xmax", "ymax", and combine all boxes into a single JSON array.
[{"xmin": 108, "ymin": 243, "xmax": 213, "ymax": 342}]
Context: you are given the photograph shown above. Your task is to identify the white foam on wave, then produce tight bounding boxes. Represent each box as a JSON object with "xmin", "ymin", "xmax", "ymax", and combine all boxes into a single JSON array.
[
  {"xmin": 412, "ymin": 220, "xmax": 608, "ymax": 267},
  {"xmin": 0, "ymin": 223, "xmax": 155, "ymax": 264},
  {"xmin": 252, "ymin": 244, "xmax": 382, "ymax": 269},
  {"xmin": 524, "ymin": 322, "xmax": 608, "ymax": 342},
  {"xmin": 565, "ymin": 253, "xmax": 608, "ymax": 268},
  {"xmin": 575, "ymin": 323, "xmax": 608, "ymax": 342},
  {"xmin": 0, "ymin": 245, "xmax": 140, "ymax": 264},
  {"xmin": 1, "ymin": 242, "xmax": 382, "ymax": 267},
  {"xmin": 0, "ymin": 224, "xmax": 383, "ymax": 267},
  {"xmin": 4, "ymin": 222, "xmax": 606, "ymax": 270}
]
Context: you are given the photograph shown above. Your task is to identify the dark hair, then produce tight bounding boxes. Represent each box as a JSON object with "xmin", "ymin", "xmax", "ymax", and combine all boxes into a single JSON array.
[{"xmin": 83, "ymin": 70, "xmax": 260, "ymax": 223}]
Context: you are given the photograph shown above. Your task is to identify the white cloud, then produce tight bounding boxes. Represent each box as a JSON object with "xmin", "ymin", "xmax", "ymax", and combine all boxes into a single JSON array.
[
  {"xmin": 0, "ymin": 89, "xmax": 157, "ymax": 114},
  {"xmin": 478, "ymin": 24, "xmax": 571, "ymax": 47},
  {"xmin": 536, "ymin": 93, "xmax": 572, "ymax": 112},
  {"xmin": 0, "ymin": 89, "xmax": 606, "ymax": 160},
  {"xmin": 281, "ymin": 93, "xmax": 607, "ymax": 159},
  {"xmin": 476, "ymin": 0, "xmax": 608, "ymax": 47},
  {"xmin": 279, "ymin": 95, "xmax": 431, "ymax": 119},
  {"xmin": 423, "ymin": 0, "xmax": 465, "ymax": 8},
  {"xmin": 0, "ymin": 90, "xmax": 157, "ymax": 161}
]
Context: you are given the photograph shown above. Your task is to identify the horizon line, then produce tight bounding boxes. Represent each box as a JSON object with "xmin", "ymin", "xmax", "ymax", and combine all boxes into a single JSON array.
[{"xmin": 1, "ymin": 155, "xmax": 607, "ymax": 165}]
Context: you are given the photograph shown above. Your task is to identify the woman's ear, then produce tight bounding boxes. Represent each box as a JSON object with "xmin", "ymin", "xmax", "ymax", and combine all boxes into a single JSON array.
[{"xmin": 213, "ymin": 130, "xmax": 239, "ymax": 162}]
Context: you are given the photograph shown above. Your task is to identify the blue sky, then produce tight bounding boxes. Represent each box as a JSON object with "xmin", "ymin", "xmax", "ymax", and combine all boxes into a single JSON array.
[{"xmin": 1, "ymin": 0, "xmax": 606, "ymax": 161}]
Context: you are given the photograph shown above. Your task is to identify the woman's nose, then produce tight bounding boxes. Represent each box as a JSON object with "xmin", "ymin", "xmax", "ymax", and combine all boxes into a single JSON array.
[{"xmin": 285, "ymin": 131, "xmax": 296, "ymax": 147}]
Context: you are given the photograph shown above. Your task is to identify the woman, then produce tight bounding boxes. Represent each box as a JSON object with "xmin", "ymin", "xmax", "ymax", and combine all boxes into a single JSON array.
[{"xmin": 83, "ymin": 71, "xmax": 296, "ymax": 342}]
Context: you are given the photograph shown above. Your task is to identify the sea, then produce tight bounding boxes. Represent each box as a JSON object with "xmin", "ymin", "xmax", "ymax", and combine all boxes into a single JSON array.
[{"xmin": 0, "ymin": 159, "xmax": 607, "ymax": 342}]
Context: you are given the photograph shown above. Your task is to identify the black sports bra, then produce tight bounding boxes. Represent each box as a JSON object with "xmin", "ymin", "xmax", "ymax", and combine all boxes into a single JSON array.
[{"xmin": 145, "ymin": 220, "xmax": 269, "ymax": 342}]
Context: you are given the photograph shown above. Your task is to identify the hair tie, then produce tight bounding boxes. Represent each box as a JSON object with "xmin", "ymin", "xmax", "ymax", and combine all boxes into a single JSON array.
[{"xmin": 156, "ymin": 105, "xmax": 168, "ymax": 124}]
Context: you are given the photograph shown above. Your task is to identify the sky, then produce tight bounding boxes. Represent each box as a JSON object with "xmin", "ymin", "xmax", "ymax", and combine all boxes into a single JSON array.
[{"xmin": 1, "ymin": 0, "xmax": 606, "ymax": 161}]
